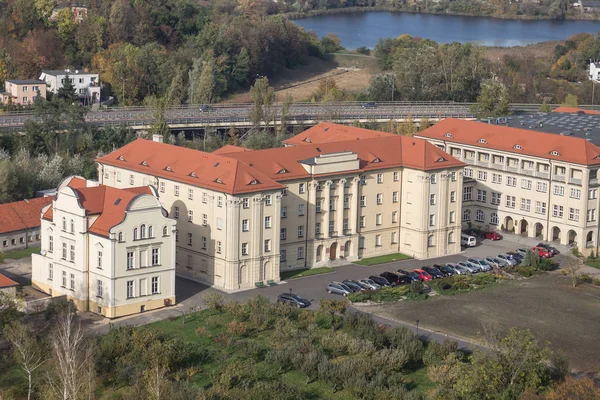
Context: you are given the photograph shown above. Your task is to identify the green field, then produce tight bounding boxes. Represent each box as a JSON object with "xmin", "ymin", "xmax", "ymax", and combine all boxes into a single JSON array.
[
  {"xmin": 280, "ymin": 267, "xmax": 334, "ymax": 280},
  {"xmin": 353, "ymin": 253, "xmax": 412, "ymax": 266},
  {"xmin": 3, "ymin": 247, "xmax": 39, "ymax": 260}
]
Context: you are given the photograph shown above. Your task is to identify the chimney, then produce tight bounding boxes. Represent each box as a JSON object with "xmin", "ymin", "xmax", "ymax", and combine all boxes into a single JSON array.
[{"xmin": 152, "ymin": 134, "xmax": 163, "ymax": 143}]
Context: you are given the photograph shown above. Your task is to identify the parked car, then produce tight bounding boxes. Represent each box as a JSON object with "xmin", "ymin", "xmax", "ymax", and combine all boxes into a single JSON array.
[
  {"xmin": 484, "ymin": 257, "xmax": 501, "ymax": 269},
  {"xmin": 413, "ymin": 269, "xmax": 433, "ymax": 281},
  {"xmin": 380, "ymin": 272, "xmax": 411, "ymax": 286},
  {"xmin": 484, "ymin": 231, "xmax": 503, "ymax": 241},
  {"xmin": 458, "ymin": 261, "xmax": 480, "ymax": 273},
  {"xmin": 448, "ymin": 262, "xmax": 469, "ymax": 275},
  {"xmin": 515, "ymin": 248, "xmax": 528, "ymax": 257},
  {"xmin": 361, "ymin": 102, "xmax": 377, "ymax": 108},
  {"xmin": 492, "ymin": 257, "xmax": 510, "ymax": 267},
  {"xmin": 506, "ymin": 252, "xmax": 523, "ymax": 264},
  {"xmin": 466, "ymin": 258, "xmax": 489, "ymax": 272},
  {"xmin": 399, "ymin": 269, "xmax": 423, "ymax": 282},
  {"xmin": 422, "ymin": 266, "xmax": 444, "ymax": 279},
  {"xmin": 532, "ymin": 246, "xmax": 553, "ymax": 258},
  {"xmin": 358, "ymin": 279, "xmax": 381, "ymax": 290},
  {"xmin": 199, "ymin": 104, "xmax": 212, "ymax": 112},
  {"xmin": 497, "ymin": 254, "xmax": 518, "ymax": 266},
  {"xmin": 277, "ymin": 293, "xmax": 311, "ymax": 308},
  {"xmin": 461, "ymin": 233, "xmax": 477, "ymax": 247},
  {"xmin": 326, "ymin": 282, "xmax": 353, "ymax": 296},
  {"xmin": 343, "ymin": 280, "xmax": 366, "ymax": 292},
  {"xmin": 536, "ymin": 243, "xmax": 559, "ymax": 255},
  {"xmin": 439, "ymin": 265, "xmax": 457, "ymax": 276},
  {"xmin": 369, "ymin": 275, "xmax": 391, "ymax": 287}
]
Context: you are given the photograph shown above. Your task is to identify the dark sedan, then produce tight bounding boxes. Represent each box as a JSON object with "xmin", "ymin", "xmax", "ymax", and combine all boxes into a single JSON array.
[
  {"xmin": 369, "ymin": 275, "xmax": 391, "ymax": 287},
  {"xmin": 439, "ymin": 265, "xmax": 457, "ymax": 276},
  {"xmin": 398, "ymin": 269, "xmax": 423, "ymax": 282},
  {"xmin": 277, "ymin": 293, "xmax": 311, "ymax": 308},
  {"xmin": 343, "ymin": 280, "xmax": 366, "ymax": 292},
  {"xmin": 422, "ymin": 266, "xmax": 444, "ymax": 279}
]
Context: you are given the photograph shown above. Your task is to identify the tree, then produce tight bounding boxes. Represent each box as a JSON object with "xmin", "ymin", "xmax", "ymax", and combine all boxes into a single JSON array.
[
  {"xmin": 539, "ymin": 101, "xmax": 553, "ymax": 112},
  {"xmin": 521, "ymin": 249, "xmax": 540, "ymax": 268},
  {"xmin": 547, "ymin": 377, "xmax": 600, "ymax": 400},
  {"xmin": 367, "ymin": 73, "xmax": 396, "ymax": 102},
  {"xmin": 319, "ymin": 299, "xmax": 348, "ymax": 331},
  {"xmin": 470, "ymin": 80, "xmax": 511, "ymax": 118},
  {"xmin": 232, "ymin": 47, "xmax": 250, "ymax": 88},
  {"xmin": 4, "ymin": 322, "xmax": 47, "ymax": 400},
  {"xmin": 562, "ymin": 93, "xmax": 579, "ymax": 107},
  {"xmin": 563, "ymin": 264, "xmax": 581, "ymax": 288},
  {"xmin": 56, "ymin": 73, "xmax": 78, "ymax": 104},
  {"xmin": 249, "ymin": 77, "xmax": 276, "ymax": 127},
  {"xmin": 143, "ymin": 342, "xmax": 172, "ymax": 400},
  {"xmin": 0, "ymin": 292, "xmax": 22, "ymax": 336}
]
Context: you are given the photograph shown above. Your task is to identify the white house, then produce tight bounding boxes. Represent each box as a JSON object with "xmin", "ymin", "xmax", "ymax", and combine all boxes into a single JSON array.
[
  {"xmin": 32, "ymin": 176, "xmax": 177, "ymax": 318},
  {"xmin": 39, "ymin": 69, "xmax": 100, "ymax": 105},
  {"xmin": 589, "ymin": 61, "xmax": 600, "ymax": 82}
]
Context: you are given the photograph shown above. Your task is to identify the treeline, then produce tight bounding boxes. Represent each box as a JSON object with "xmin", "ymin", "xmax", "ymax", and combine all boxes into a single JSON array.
[
  {"xmin": 0, "ymin": 0, "xmax": 335, "ymax": 105},
  {"xmin": 1, "ymin": 294, "xmax": 595, "ymax": 399}
]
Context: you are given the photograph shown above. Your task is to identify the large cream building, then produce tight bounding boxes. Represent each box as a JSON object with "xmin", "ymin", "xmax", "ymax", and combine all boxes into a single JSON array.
[
  {"xmin": 96, "ymin": 123, "xmax": 465, "ymax": 291},
  {"xmin": 417, "ymin": 118, "xmax": 600, "ymax": 256},
  {"xmin": 31, "ymin": 176, "xmax": 177, "ymax": 318}
]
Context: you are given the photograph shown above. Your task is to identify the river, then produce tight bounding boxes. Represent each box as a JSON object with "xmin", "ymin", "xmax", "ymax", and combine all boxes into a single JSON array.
[{"xmin": 293, "ymin": 11, "xmax": 600, "ymax": 48}]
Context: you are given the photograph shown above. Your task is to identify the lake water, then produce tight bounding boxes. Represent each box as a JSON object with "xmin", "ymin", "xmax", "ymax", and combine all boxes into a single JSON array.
[{"xmin": 293, "ymin": 12, "xmax": 600, "ymax": 48}]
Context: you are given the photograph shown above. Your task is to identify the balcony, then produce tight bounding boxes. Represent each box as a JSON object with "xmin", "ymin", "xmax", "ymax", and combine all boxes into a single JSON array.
[
  {"xmin": 463, "ymin": 158, "xmax": 475, "ymax": 165},
  {"xmin": 521, "ymin": 169, "xmax": 534, "ymax": 177},
  {"xmin": 536, "ymin": 171, "xmax": 550, "ymax": 180},
  {"xmin": 506, "ymin": 166, "xmax": 519, "ymax": 173},
  {"xmin": 590, "ymin": 178, "xmax": 599, "ymax": 186},
  {"xmin": 476, "ymin": 161, "xmax": 490, "ymax": 168},
  {"xmin": 569, "ymin": 177, "xmax": 582, "ymax": 185},
  {"xmin": 553, "ymin": 175, "xmax": 566, "ymax": 183}
]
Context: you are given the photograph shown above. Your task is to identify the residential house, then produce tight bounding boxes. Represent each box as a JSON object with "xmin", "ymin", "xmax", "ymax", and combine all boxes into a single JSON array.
[
  {"xmin": 39, "ymin": 69, "xmax": 100, "ymax": 105},
  {"xmin": 0, "ymin": 273, "xmax": 19, "ymax": 296},
  {"xmin": 1, "ymin": 80, "xmax": 47, "ymax": 106},
  {"xmin": 0, "ymin": 196, "xmax": 54, "ymax": 252}
]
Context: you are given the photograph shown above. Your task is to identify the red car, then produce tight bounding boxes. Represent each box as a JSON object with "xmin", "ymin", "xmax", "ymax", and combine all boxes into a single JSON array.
[
  {"xmin": 413, "ymin": 269, "xmax": 432, "ymax": 281},
  {"xmin": 532, "ymin": 246, "xmax": 552, "ymax": 258},
  {"xmin": 485, "ymin": 231, "xmax": 502, "ymax": 241}
]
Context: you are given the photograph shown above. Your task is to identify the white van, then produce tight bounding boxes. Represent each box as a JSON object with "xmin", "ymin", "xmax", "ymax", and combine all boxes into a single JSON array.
[{"xmin": 461, "ymin": 234, "xmax": 477, "ymax": 247}]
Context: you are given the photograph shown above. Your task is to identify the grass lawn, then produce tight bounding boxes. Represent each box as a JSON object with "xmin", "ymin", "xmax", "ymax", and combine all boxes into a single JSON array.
[
  {"xmin": 280, "ymin": 266, "xmax": 334, "ymax": 280},
  {"xmin": 3, "ymin": 247, "xmax": 39, "ymax": 260},
  {"xmin": 584, "ymin": 258, "xmax": 600, "ymax": 269},
  {"xmin": 353, "ymin": 253, "xmax": 412, "ymax": 266}
]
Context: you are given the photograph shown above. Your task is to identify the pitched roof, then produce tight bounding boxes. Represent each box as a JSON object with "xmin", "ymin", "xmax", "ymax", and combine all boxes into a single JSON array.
[
  {"xmin": 283, "ymin": 122, "xmax": 394, "ymax": 146},
  {"xmin": 6, "ymin": 79, "xmax": 46, "ymax": 85},
  {"xmin": 0, "ymin": 197, "xmax": 54, "ymax": 234},
  {"xmin": 553, "ymin": 106, "xmax": 600, "ymax": 115},
  {"xmin": 212, "ymin": 144, "xmax": 253, "ymax": 155},
  {"xmin": 41, "ymin": 70, "xmax": 97, "ymax": 77},
  {"xmin": 0, "ymin": 273, "xmax": 18, "ymax": 288},
  {"xmin": 417, "ymin": 118, "xmax": 600, "ymax": 166},
  {"xmin": 96, "ymin": 139, "xmax": 284, "ymax": 195}
]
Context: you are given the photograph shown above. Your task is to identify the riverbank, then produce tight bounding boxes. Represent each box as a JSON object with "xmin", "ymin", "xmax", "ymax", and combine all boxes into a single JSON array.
[{"xmin": 285, "ymin": 6, "xmax": 600, "ymax": 22}]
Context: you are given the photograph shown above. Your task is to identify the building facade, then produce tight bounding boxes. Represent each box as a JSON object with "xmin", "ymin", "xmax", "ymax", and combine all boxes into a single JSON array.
[
  {"xmin": 0, "ymin": 196, "xmax": 54, "ymax": 252},
  {"xmin": 39, "ymin": 70, "xmax": 100, "ymax": 104},
  {"xmin": 2, "ymin": 80, "xmax": 47, "ymax": 105},
  {"xmin": 417, "ymin": 118, "xmax": 600, "ymax": 256},
  {"xmin": 96, "ymin": 123, "xmax": 465, "ymax": 291},
  {"xmin": 31, "ymin": 177, "xmax": 176, "ymax": 318}
]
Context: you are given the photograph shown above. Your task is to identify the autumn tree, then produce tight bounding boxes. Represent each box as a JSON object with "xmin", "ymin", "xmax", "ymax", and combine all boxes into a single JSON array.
[
  {"xmin": 547, "ymin": 376, "xmax": 600, "ymax": 400},
  {"xmin": 249, "ymin": 77, "xmax": 276, "ymax": 127},
  {"xmin": 319, "ymin": 299, "xmax": 348, "ymax": 331},
  {"xmin": 470, "ymin": 80, "xmax": 511, "ymax": 118}
]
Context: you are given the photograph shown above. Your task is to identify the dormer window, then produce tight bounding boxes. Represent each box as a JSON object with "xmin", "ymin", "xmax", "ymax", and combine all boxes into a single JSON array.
[
  {"xmin": 513, "ymin": 144, "xmax": 522, "ymax": 150},
  {"xmin": 278, "ymin": 169, "xmax": 287, "ymax": 174},
  {"xmin": 215, "ymin": 178, "xmax": 223, "ymax": 184},
  {"xmin": 141, "ymin": 161, "xmax": 148, "ymax": 166},
  {"xmin": 435, "ymin": 157, "xmax": 446, "ymax": 163},
  {"xmin": 478, "ymin": 138, "xmax": 487, "ymax": 144},
  {"xmin": 165, "ymin": 166, "xmax": 172, "ymax": 172},
  {"xmin": 249, "ymin": 179, "xmax": 259, "ymax": 185},
  {"xmin": 444, "ymin": 132, "xmax": 453, "ymax": 138},
  {"xmin": 190, "ymin": 172, "xmax": 197, "ymax": 178},
  {"xmin": 372, "ymin": 158, "xmax": 380, "ymax": 163},
  {"xmin": 117, "ymin": 155, "xmax": 125, "ymax": 161},
  {"xmin": 304, "ymin": 138, "xmax": 311, "ymax": 143},
  {"xmin": 550, "ymin": 150, "xmax": 560, "ymax": 156}
]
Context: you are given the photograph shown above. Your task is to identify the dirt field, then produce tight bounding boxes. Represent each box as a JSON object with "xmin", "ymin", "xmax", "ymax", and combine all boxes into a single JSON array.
[
  {"xmin": 222, "ymin": 53, "xmax": 380, "ymax": 103},
  {"xmin": 365, "ymin": 271, "xmax": 600, "ymax": 375},
  {"xmin": 482, "ymin": 41, "xmax": 559, "ymax": 63}
]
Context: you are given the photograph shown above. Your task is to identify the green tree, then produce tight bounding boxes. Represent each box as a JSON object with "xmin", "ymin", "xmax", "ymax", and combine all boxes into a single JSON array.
[
  {"xmin": 232, "ymin": 47, "xmax": 250, "ymax": 88},
  {"xmin": 367, "ymin": 73, "xmax": 396, "ymax": 102},
  {"xmin": 56, "ymin": 73, "xmax": 78, "ymax": 104},
  {"xmin": 470, "ymin": 81, "xmax": 511, "ymax": 118},
  {"xmin": 319, "ymin": 299, "xmax": 348, "ymax": 331},
  {"xmin": 539, "ymin": 101, "xmax": 553, "ymax": 112},
  {"xmin": 249, "ymin": 77, "xmax": 276, "ymax": 127},
  {"xmin": 562, "ymin": 93, "xmax": 579, "ymax": 107}
]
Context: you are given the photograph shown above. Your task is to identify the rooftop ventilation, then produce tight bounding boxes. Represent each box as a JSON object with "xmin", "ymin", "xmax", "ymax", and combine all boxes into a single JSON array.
[
  {"xmin": 316, "ymin": 148, "xmax": 321, "ymax": 152},
  {"xmin": 513, "ymin": 144, "xmax": 522, "ymax": 150},
  {"xmin": 435, "ymin": 157, "xmax": 446, "ymax": 163},
  {"xmin": 550, "ymin": 150, "xmax": 560, "ymax": 156},
  {"xmin": 444, "ymin": 132, "xmax": 453, "ymax": 138},
  {"xmin": 324, "ymin": 127, "xmax": 329, "ymax": 132},
  {"xmin": 165, "ymin": 166, "xmax": 172, "ymax": 172},
  {"xmin": 304, "ymin": 138, "xmax": 311, "ymax": 143},
  {"xmin": 249, "ymin": 179, "xmax": 259, "ymax": 185},
  {"xmin": 478, "ymin": 138, "xmax": 487, "ymax": 144},
  {"xmin": 215, "ymin": 178, "xmax": 223, "ymax": 184},
  {"xmin": 213, "ymin": 162, "xmax": 220, "ymax": 168},
  {"xmin": 278, "ymin": 168, "xmax": 287, "ymax": 174},
  {"xmin": 190, "ymin": 172, "xmax": 197, "ymax": 178},
  {"xmin": 372, "ymin": 158, "xmax": 380, "ymax": 163}
]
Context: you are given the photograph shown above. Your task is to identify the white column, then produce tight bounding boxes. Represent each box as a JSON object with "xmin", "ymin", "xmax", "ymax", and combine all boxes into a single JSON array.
[
  {"xmin": 337, "ymin": 179, "xmax": 346, "ymax": 236},
  {"xmin": 324, "ymin": 180, "xmax": 333, "ymax": 238},
  {"xmin": 350, "ymin": 177, "xmax": 360, "ymax": 234}
]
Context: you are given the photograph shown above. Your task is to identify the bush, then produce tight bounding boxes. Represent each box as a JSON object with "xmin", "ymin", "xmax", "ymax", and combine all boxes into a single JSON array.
[
  {"xmin": 227, "ymin": 320, "xmax": 250, "ymax": 336},
  {"xmin": 44, "ymin": 298, "xmax": 77, "ymax": 320},
  {"xmin": 348, "ymin": 286, "xmax": 409, "ymax": 303},
  {"xmin": 515, "ymin": 266, "xmax": 535, "ymax": 277},
  {"xmin": 423, "ymin": 339, "xmax": 459, "ymax": 366},
  {"xmin": 409, "ymin": 281, "xmax": 425, "ymax": 295},
  {"xmin": 202, "ymin": 292, "xmax": 225, "ymax": 311},
  {"xmin": 592, "ymin": 278, "xmax": 600, "ymax": 286},
  {"xmin": 538, "ymin": 258, "xmax": 555, "ymax": 271},
  {"xmin": 356, "ymin": 46, "xmax": 370, "ymax": 55},
  {"xmin": 579, "ymin": 273, "xmax": 593, "ymax": 284}
]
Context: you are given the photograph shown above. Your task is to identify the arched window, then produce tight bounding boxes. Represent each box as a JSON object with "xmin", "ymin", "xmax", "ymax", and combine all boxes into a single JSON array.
[
  {"xmin": 133, "ymin": 228, "xmax": 138, "ymax": 240},
  {"xmin": 140, "ymin": 224, "xmax": 146, "ymax": 238},
  {"xmin": 448, "ymin": 231, "xmax": 454, "ymax": 244},
  {"xmin": 427, "ymin": 235, "xmax": 434, "ymax": 247},
  {"xmin": 118, "ymin": 232, "xmax": 123, "ymax": 242},
  {"xmin": 490, "ymin": 213, "xmax": 499, "ymax": 225},
  {"xmin": 70, "ymin": 219, "xmax": 74, "ymax": 233},
  {"xmin": 162, "ymin": 226, "xmax": 168, "ymax": 236},
  {"xmin": 62, "ymin": 217, "xmax": 66, "ymax": 231},
  {"xmin": 463, "ymin": 209, "xmax": 471, "ymax": 221},
  {"xmin": 148, "ymin": 225, "xmax": 153, "ymax": 238},
  {"xmin": 476, "ymin": 209, "xmax": 485, "ymax": 222}
]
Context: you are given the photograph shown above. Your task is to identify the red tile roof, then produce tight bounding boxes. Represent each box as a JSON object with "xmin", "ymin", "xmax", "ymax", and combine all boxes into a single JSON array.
[
  {"xmin": 0, "ymin": 197, "xmax": 54, "ymax": 235},
  {"xmin": 0, "ymin": 273, "xmax": 18, "ymax": 288},
  {"xmin": 417, "ymin": 118, "xmax": 600, "ymax": 166},
  {"xmin": 283, "ymin": 122, "xmax": 393, "ymax": 146},
  {"xmin": 553, "ymin": 106, "xmax": 600, "ymax": 115},
  {"xmin": 212, "ymin": 144, "xmax": 253, "ymax": 155}
]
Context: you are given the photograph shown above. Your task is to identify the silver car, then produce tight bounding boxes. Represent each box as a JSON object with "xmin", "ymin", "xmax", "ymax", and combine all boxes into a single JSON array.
[
  {"xmin": 497, "ymin": 254, "xmax": 517, "ymax": 266},
  {"xmin": 492, "ymin": 257, "xmax": 510, "ymax": 267},
  {"xmin": 484, "ymin": 257, "xmax": 501, "ymax": 269},
  {"xmin": 447, "ymin": 262, "xmax": 469, "ymax": 275},
  {"xmin": 358, "ymin": 279, "xmax": 381, "ymax": 290},
  {"xmin": 516, "ymin": 248, "xmax": 528, "ymax": 257},
  {"xmin": 458, "ymin": 261, "xmax": 479, "ymax": 273},
  {"xmin": 326, "ymin": 282, "xmax": 353, "ymax": 296},
  {"xmin": 466, "ymin": 258, "xmax": 488, "ymax": 272}
]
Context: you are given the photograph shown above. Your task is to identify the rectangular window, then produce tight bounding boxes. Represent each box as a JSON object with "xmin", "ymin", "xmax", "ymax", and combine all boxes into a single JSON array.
[
  {"xmin": 242, "ymin": 243, "xmax": 248, "ymax": 255},
  {"xmin": 48, "ymin": 263, "xmax": 53, "ymax": 280},
  {"xmin": 451, "ymin": 171, "xmax": 457, "ymax": 181},
  {"xmin": 202, "ymin": 192, "xmax": 207, "ymax": 203},
  {"xmin": 49, "ymin": 236, "xmax": 53, "ymax": 253},
  {"xmin": 264, "ymin": 216, "xmax": 272, "ymax": 229},
  {"xmin": 449, "ymin": 211, "xmax": 456, "ymax": 223},
  {"xmin": 360, "ymin": 196, "xmax": 367, "ymax": 207},
  {"xmin": 569, "ymin": 208, "xmax": 580, "ymax": 221},
  {"xmin": 329, "ymin": 198, "xmax": 335, "ymax": 211},
  {"xmin": 217, "ymin": 218, "xmax": 223, "ymax": 230},
  {"xmin": 129, "ymin": 175, "xmax": 134, "ymax": 185},
  {"xmin": 506, "ymin": 196, "xmax": 516, "ymax": 209},
  {"xmin": 151, "ymin": 277, "xmax": 159, "ymax": 294},
  {"xmin": 344, "ymin": 196, "xmax": 349, "ymax": 209},
  {"xmin": 464, "ymin": 168, "xmax": 473, "ymax": 178},
  {"xmin": 280, "ymin": 249, "xmax": 286, "ymax": 262},
  {"xmin": 377, "ymin": 173, "xmax": 383, "ymax": 184},
  {"xmin": 477, "ymin": 189, "xmax": 487, "ymax": 202},
  {"xmin": 280, "ymin": 228, "xmax": 287, "ymax": 240},
  {"xmin": 188, "ymin": 233, "xmax": 192, "ymax": 246},
  {"xmin": 315, "ymin": 222, "xmax": 321, "ymax": 235},
  {"xmin": 536, "ymin": 182, "xmax": 548, "ymax": 193},
  {"xmin": 588, "ymin": 209, "xmax": 596, "ymax": 222},
  {"xmin": 217, "ymin": 197, "xmax": 223, "ymax": 207},
  {"xmin": 70, "ymin": 273, "xmax": 74, "ymax": 290},
  {"xmin": 507, "ymin": 176, "xmax": 517, "ymax": 187},
  {"xmin": 492, "ymin": 173, "xmax": 502, "ymax": 184},
  {"xmin": 281, "ymin": 188, "xmax": 287, "ymax": 196},
  {"xmin": 264, "ymin": 240, "xmax": 271, "ymax": 253},
  {"xmin": 202, "ymin": 237, "xmax": 207, "ymax": 249},
  {"xmin": 375, "ymin": 235, "xmax": 382, "ymax": 246},
  {"xmin": 216, "ymin": 241, "xmax": 222, "ymax": 253},
  {"xmin": 188, "ymin": 210, "xmax": 193, "ymax": 222},
  {"xmin": 298, "ymin": 204, "xmax": 305, "ymax": 216},
  {"xmin": 62, "ymin": 271, "xmax": 67, "ymax": 287},
  {"xmin": 393, "ymin": 171, "xmax": 399, "ymax": 181},
  {"xmin": 70, "ymin": 245, "xmax": 75, "ymax": 262},
  {"xmin": 159, "ymin": 182, "xmax": 165, "ymax": 193},
  {"xmin": 316, "ymin": 201, "xmax": 321, "ymax": 213},
  {"xmin": 127, "ymin": 252, "xmax": 134, "ymax": 270},
  {"xmin": 127, "ymin": 281, "xmax": 134, "ymax": 298},
  {"xmin": 343, "ymin": 218, "xmax": 348, "ymax": 231},
  {"xmin": 265, "ymin": 195, "xmax": 272, "ymax": 206},
  {"xmin": 477, "ymin": 171, "xmax": 487, "ymax": 181},
  {"xmin": 429, "ymin": 214, "xmax": 435, "ymax": 226},
  {"xmin": 299, "ymin": 183, "xmax": 306, "ymax": 193},
  {"xmin": 377, "ymin": 193, "xmax": 383, "ymax": 205},
  {"xmin": 463, "ymin": 210, "xmax": 471, "ymax": 221},
  {"xmin": 243, "ymin": 198, "xmax": 249, "ymax": 208},
  {"xmin": 360, "ymin": 216, "xmax": 366, "ymax": 228},
  {"xmin": 202, "ymin": 214, "xmax": 207, "ymax": 226},
  {"xmin": 392, "ymin": 231, "xmax": 398, "ymax": 243},
  {"xmin": 174, "ymin": 185, "xmax": 179, "ymax": 196},
  {"xmin": 116, "ymin": 172, "xmax": 121, "ymax": 182},
  {"xmin": 242, "ymin": 219, "xmax": 249, "ymax": 232},
  {"xmin": 553, "ymin": 205, "xmax": 564, "ymax": 218},
  {"xmin": 554, "ymin": 185, "xmax": 564, "ymax": 196},
  {"xmin": 281, "ymin": 207, "xmax": 287, "ymax": 218},
  {"xmin": 535, "ymin": 201, "xmax": 547, "ymax": 215},
  {"xmin": 392, "ymin": 192, "xmax": 399, "ymax": 203},
  {"xmin": 152, "ymin": 248, "xmax": 159, "ymax": 266},
  {"xmin": 450, "ymin": 191, "xmax": 456, "ymax": 203},
  {"xmin": 520, "ymin": 198, "xmax": 531, "ymax": 212},
  {"xmin": 97, "ymin": 251, "xmax": 102, "ymax": 269},
  {"xmin": 491, "ymin": 192, "xmax": 501, "ymax": 206},
  {"xmin": 392, "ymin": 211, "xmax": 398, "ymax": 223},
  {"xmin": 430, "ymin": 194, "xmax": 436, "ymax": 205},
  {"xmin": 430, "ymin": 174, "xmax": 437, "ymax": 184},
  {"xmin": 298, "ymin": 225, "xmax": 304, "ymax": 238},
  {"xmin": 570, "ymin": 188, "xmax": 581, "ymax": 199},
  {"xmin": 589, "ymin": 189, "xmax": 598, "ymax": 200},
  {"xmin": 97, "ymin": 280, "xmax": 103, "ymax": 298},
  {"xmin": 297, "ymin": 247, "xmax": 304, "ymax": 259},
  {"xmin": 463, "ymin": 186, "xmax": 472, "ymax": 201},
  {"xmin": 376, "ymin": 213, "xmax": 382, "ymax": 225},
  {"xmin": 174, "ymin": 207, "xmax": 179, "ymax": 219},
  {"xmin": 521, "ymin": 179, "xmax": 532, "ymax": 190},
  {"xmin": 328, "ymin": 220, "xmax": 334, "ymax": 233},
  {"xmin": 188, "ymin": 189, "xmax": 194, "ymax": 200}
]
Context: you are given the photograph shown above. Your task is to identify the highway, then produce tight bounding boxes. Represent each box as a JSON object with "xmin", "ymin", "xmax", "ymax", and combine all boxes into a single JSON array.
[{"xmin": 0, "ymin": 101, "xmax": 572, "ymax": 132}]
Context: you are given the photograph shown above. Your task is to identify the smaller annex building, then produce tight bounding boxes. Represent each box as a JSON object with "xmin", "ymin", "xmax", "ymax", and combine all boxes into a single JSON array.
[
  {"xmin": 32, "ymin": 176, "xmax": 176, "ymax": 318},
  {"xmin": 0, "ymin": 196, "xmax": 54, "ymax": 252}
]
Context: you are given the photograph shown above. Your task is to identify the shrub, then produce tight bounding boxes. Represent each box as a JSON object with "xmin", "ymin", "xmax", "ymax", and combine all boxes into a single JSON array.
[
  {"xmin": 44, "ymin": 298, "xmax": 77, "ymax": 320},
  {"xmin": 349, "ymin": 286, "xmax": 409, "ymax": 303},
  {"xmin": 579, "ymin": 273, "xmax": 593, "ymax": 284},
  {"xmin": 423, "ymin": 339, "xmax": 459, "ymax": 366},
  {"xmin": 409, "ymin": 281, "xmax": 425, "ymax": 295},
  {"xmin": 538, "ymin": 258, "xmax": 555, "ymax": 271},
  {"xmin": 202, "ymin": 292, "xmax": 225, "ymax": 311},
  {"xmin": 356, "ymin": 46, "xmax": 370, "ymax": 55},
  {"xmin": 515, "ymin": 266, "xmax": 535, "ymax": 277},
  {"xmin": 227, "ymin": 320, "xmax": 249, "ymax": 336},
  {"xmin": 592, "ymin": 278, "xmax": 600, "ymax": 286}
]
